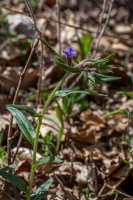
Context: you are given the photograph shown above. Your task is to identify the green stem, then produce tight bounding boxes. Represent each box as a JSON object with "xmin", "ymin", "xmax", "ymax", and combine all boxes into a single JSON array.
[
  {"xmin": 26, "ymin": 71, "xmax": 70, "ymax": 200},
  {"xmin": 55, "ymin": 122, "xmax": 64, "ymax": 154}
]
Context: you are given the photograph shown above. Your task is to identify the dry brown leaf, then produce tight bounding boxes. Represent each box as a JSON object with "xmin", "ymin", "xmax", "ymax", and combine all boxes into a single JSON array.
[
  {"xmin": 0, "ymin": 94, "xmax": 8, "ymax": 114},
  {"xmin": 111, "ymin": 43, "xmax": 130, "ymax": 51},
  {"xmin": 0, "ymin": 67, "xmax": 38, "ymax": 91},
  {"xmin": 111, "ymin": 164, "xmax": 130, "ymax": 180},
  {"xmin": 67, "ymin": 128, "xmax": 95, "ymax": 144},
  {"xmin": 115, "ymin": 25, "xmax": 132, "ymax": 34}
]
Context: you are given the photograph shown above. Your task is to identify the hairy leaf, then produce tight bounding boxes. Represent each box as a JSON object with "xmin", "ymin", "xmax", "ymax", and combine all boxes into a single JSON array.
[
  {"xmin": 7, "ymin": 104, "xmax": 42, "ymax": 117},
  {"xmin": 7, "ymin": 106, "xmax": 36, "ymax": 144},
  {"xmin": 34, "ymin": 156, "xmax": 62, "ymax": 170},
  {"xmin": 55, "ymin": 89, "xmax": 106, "ymax": 97},
  {"xmin": 105, "ymin": 109, "xmax": 133, "ymax": 119},
  {"xmin": 117, "ymin": 91, "xmax": 133, "ymax": 99},
  {"xmin": 0, "ymin": 170, "xmax": 27, "ymax": 192},
  {"xmin": 1, "ymin": 163, "xmax": 18, "ymax": 172},
  {"xmin": 39, "ymin": 38, "xmax": 65, "ymax": 64},
  {"xmin": 30, "ymin": 177, "xmax": 54, "ymax": 200},
  {"xmin": 55, "ymin": 61, "xmax": 81, "ymax": 73}
]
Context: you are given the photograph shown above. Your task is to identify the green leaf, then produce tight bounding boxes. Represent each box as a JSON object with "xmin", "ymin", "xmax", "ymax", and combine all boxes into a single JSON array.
[
  {"xmin": 62, "ymin": 95, "xmax": 76, "ymax": 118},
  {"xmin": 87, "ymin": 52, "xmax": 117, "ymax": 67},
  {"xmin": 117, "ymin": 91, "xmax": 133, "ymax": 99},
  {"xmin": 0, "ymin": 170, "xmax": 27, "ymax": 192},
  {"xmin": 30, "ymin": 176, "xmax": 54, "ymax": 200},
  {"xmin": 55, "ymin": 89, "xmax": 107, "ymax": 97},
  {"xmin": 0, "ymin": 128, "xmax": 4, "ymax": 146},
  {"xmin": 7, "ymin": 104, "xmax": 42, "ymax": 117},
  {"xmin": 78, "ymin": 33, "xmax": 93, "ymax": 58},
  {"xmin": 55, "ymin": 106, "xmax": 63, "ymax": 123},
  {"xmin": 101, "ymin": 52, "xmax": 117, "ymax": 62},
  {"xmin": 44, "ymin": 131, "xmax": 53, "ymax": 144},
  {"xmin": 0, "ymin": 146, "xmax": 6, "ymax": 154},
  {"xmin": 39, "ymin": 38, "xmax": 65, "ymax": 64},
  {"xmin": 96, "ymin": 74, "xmax": 120, "ymax": 81},
  {"xmin": 97, "ymin": 65, "xmax": 116, "ymax": 74},
  {"xmin": 44, "ymin": 115, "xmax": 60, "ymax": 129},
  {"xmin": 105, "ymin": 109, "xmax": 133, "ymax": 120},
  {"xmin": 34, "ymin": 156, "xmax": 62, "ymax": 170},
  {"xmin": 96, "ymin": 74, "xmax": 121, "ymax": 82},
  {"xmin": 87, "ymin": 73, "xmax": 99, "ymax": 87},
  {"xmin": 55, "ymin": 61, "xmax": 81, "ymax": 73},
  {"xmin": 6, "ymin": 106, "xmax": 36, "ymax": 145},
  {"xmin": 1, "ymin": 163, "xmax": 18, "ymax": 172}
]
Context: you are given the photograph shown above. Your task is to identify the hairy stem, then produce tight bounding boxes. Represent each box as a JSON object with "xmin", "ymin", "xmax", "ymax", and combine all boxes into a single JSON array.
[{"xmin": 26, "ymin": 71, "xmax": 70, "ymax": 199}]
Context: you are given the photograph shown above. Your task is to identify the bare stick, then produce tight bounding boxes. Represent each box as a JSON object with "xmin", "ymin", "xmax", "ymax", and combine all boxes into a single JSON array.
[
  {"xmin": 94, "ymin": 0, "xmax": 114, "ymax": 54},
  {"xmin": 12, "ymin": 132, "xmax": 23, "ymax": 163},
  {"xmin": 88, "ymin": 0, "xmax": 107, "ymax": 57},
  {"xmin": 24, "ymin": 0, "xmax": 39, "ymax": 33},
  {"xmin": 24, "ymin": 0, "xmax": 44, "ymax": 108},
  {"xmin": 7, "ymin": 37, "xmax": 39, "ymax": 166},
  {"xmin": 106, "ymin": 183, "xmax": 132, "ymax": 198},
  {"xmin": 99, "ymin": 0, "xmax": 107, "ymax": 28},
  {"xmin": 56, "ymin": 0, "xmax": 61, "ymax": 55},
  {"xmin": 36, "ymin": 59, "xmax": 43, "ymax": 107},
  {"xmin": 0, "ymin": 187, "xmax": 14, "ymax": 200}
]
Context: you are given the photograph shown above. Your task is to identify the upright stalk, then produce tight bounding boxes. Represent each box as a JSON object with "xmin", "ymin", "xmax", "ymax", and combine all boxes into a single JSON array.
[
  {"xmin": 55, "ymin": 121, "xmax": 64, "ymax": 154},
  {"xmin": 26, "ymin": 71, "xmax": 70, "ymax": 200}
]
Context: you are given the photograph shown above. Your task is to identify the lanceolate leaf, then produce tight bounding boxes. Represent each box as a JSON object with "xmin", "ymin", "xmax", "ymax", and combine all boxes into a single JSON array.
[
  {"xmin": 7, "ymin": 104, "xmax": 42, "ymax": 117},
  {"xmin": 96, "ymin": 74, "xmax": 121, "ymax": 82},
  {"xmin": 97, "ymin": 65, "xmax": 116, "ymax": 74},
  {"xmin": 87, "ymin": 52, "xmax": 117, "ymax": 67},
  {"xmin": 55, "ymin": 90, "xmax": 106, "ymax": 97},
  {"xmin": 117, "ymin": 91, "xmax": 133, "ymax": 99},
  {"xmin": 39, "ymin": 38, "xmax": 65, "ymax": 64},
  {"xmin": 87, "ymin": 73, "xmax": 98, "ymax": 87},
  {"xmin": 105, "ymin": 109, "xmax": 133, "ymax": 120},
  {"xmin": 55, "ymin": 61, "xmax": 81, "ymax": 73},
  {"xmin": 6, "ymin": 106, "xmax": 36, "ymax": 145},
  {"xmin": 30, "ymin": 176, "xmax": 54, "ymax": 200},
  {"xmin": 55, "ymin": 106, "xmax": 63, "ymax": 123},
  {"xmin": 44, "ymin": 115, "xmax": 60, "ymax": 129},
  {"xmin": 0, "ymin": 128, "xmax": 4, "ymax": 146},
  {"xmin": 1, "ymin": 163, "xmax": 18, "ymax": 172},
  {"xmin": 34, "ymin": 156, "xmax": 62, "ymax": 170},
  {"xmin": 101, "ymin": 52, "xmax": 117, "ymax": 62},
  {"xmin": 0, "ymin": 146, "xmax": 6, "ymax": 154},
  {"xmin": 0, "ymin": 170, "xmax": 27, "ymax": 192}
]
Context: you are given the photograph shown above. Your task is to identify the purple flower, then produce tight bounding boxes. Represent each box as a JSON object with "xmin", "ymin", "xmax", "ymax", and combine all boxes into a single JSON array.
[{"xmin": 62, "ymin": 47, "xmax": 76, "ymax": 58}]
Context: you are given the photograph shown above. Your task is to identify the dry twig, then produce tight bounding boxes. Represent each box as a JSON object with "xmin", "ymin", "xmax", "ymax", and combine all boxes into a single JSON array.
[{"xmin": 7, "ymin": 37, "xmax": 39, "ymax": 165}]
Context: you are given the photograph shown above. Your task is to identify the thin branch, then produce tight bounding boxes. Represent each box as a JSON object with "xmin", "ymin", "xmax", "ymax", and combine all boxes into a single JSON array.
[
  {"xmin": 88, "ymin": 0, "xmax": 107, "ymax": 57},
  {"xmin": 56, "ymin": 0, "xmax": 61, "ymax": 55},
  {"xmin": 7, "ymin": 37, "xmax": 39, "ymax": 166},
  {"xmin": 106, "ymin": 183, "xmax": 132, "ymax": 198},
  {"xmin": 24, "ymin": 0, "xmax": 44, "ymax": 109},
  {"xmin": 24, "ymin": 0, "xmax": 39, "ymax": 34},
  {"xmin": 0, "ymin": 187, "xmax": 14, "ymax": 200},
  {"xmin": 35, "ymin": 42, "xmax": 44, "ymax": 107},
  {"xmin": 94, "ymin": 0, "xmax": 114, "ymax": 54},
  {"xmin": 12, "ymin": 133, "xmax": 23, "ymax": 163}
]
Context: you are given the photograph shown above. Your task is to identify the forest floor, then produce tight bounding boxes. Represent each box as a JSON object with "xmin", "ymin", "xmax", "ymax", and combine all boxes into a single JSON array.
[{"xmin": 0, "ymin": 0, "xmax": 133, "ymax": 199}]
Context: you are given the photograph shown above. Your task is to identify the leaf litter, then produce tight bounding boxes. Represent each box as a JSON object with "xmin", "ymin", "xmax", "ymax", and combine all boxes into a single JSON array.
[{"xmin": 0, "ymin": 0, "xmax": 133, "ymax": 199}]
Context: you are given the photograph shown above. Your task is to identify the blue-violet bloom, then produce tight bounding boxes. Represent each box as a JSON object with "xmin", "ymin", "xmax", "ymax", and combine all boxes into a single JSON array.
[{"xmin": 62, "ymin": 47, "xmax": 76, "ymax": 58}]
